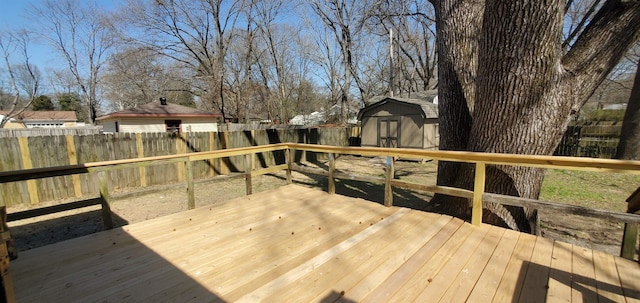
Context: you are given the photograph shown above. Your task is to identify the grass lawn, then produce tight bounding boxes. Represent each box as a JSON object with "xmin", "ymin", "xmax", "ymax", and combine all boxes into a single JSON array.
[{"xmin": 539, "ymin": 169, "xmax": 640, "ymax": 212}]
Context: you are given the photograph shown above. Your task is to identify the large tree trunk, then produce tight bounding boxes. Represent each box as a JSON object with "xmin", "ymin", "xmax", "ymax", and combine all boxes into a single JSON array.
[
  {"xmin": 431, "ymin": 0, "xmax": 640, "ymax": 234},
  {"xmin": 432, "ymin": 0, "xmax": 481, "ymax": 187},
  {"xmin": 616, "ymin": 63, "xmax": 640, "ymax": 160}
]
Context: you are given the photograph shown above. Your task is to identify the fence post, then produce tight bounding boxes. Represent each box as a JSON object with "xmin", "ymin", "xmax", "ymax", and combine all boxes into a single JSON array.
[
  {"xmin": 65, "ymin": 135, "xmax": 83, "ymax": 197},
  {"xmin": 209, "ymin": 131, "xmax": 216, "ymax": 177},
  {"xmin": 186, "ymin": 158, "xmax": 195, "ymax": 210},
  {"xmin": 250, "ymin": 130, "xmax": 256, "ymax": 169},
  {"xmin": 384, "ymin": 156, "xmax": 395, "ymax": 207},
  {"xmin": 135, "ymin": 133, "xmax": 147, "ymax": 187},
  {"xmin": 98, "ymin": 171, "xmax": 114, "ymax": 230},
  {"xmin": 221, "ymin": 132, "xmax": 230, "ymax": 175},
  {"xmin": 472, "ymin": 162, "xmax": 486, "ymax": 226},
  {"xmin": 285, "ymin": 148, "xmax": 292, "ymax": 184},
  {"xmin": 176, "ymin": 133, "xmax": 187, "ymax": 182},
  {"xmin": 328, "ymin": 153, "xmax": 336, "ymax": 194},
  {"xmin": 245, "ymin": 153, "xmax": 253, "ymax": 195},
  {"xmin": 17, "ymin": 137, "xmax": 39, "ymax": 205}
]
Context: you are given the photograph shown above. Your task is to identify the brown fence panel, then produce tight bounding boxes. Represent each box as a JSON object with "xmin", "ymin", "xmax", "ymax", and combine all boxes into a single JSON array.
[
  {"xmin": 0, "ymin": 137, "xmax": 28, "ymax": 207},
  {"xmin": 0, "ymin": 128, "xmax": 354, "ymax": 207}
]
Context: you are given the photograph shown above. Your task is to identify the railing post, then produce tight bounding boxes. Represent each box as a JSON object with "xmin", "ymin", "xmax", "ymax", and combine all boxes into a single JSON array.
[
  {"xmin": 0, "ymin": 207, "xmax": 15, "ymax": 303},
  {"xmin": 98, "ymin": 171, "xmax": 114, "ymax": 230},
  {"xmin": 245, "ymin": 153, "xmax": 253, "ymax": 195},
  {"xmin": 621, "ymin": 223, "xmax": 638, "ymax": 260},
  {"xmin": 285, "ymin": 148, "xmax": 292, "ymax": 184},
  {"xmin": 185, "ymin": 158, "xmax": 195, "ymax": 210},
  {"xmin": 621, "ymin": 188, "xmax": 640, "ymax": 260},
  {"xmin": 384, "ymin": 156, "xmax": 395, "ymax": 207},
  {"xmin": 328, "ymin": 153, "xmax": 336, "ymax": 194},
  {"xmin": 472, "ymin": 162, "xmax": 486, "ymax": 226}
]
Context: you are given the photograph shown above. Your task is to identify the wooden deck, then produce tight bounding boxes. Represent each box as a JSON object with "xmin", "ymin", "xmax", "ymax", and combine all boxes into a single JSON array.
[{"xmin": 10, "ymin": 184, "xmax": 640, "ymax": 302}]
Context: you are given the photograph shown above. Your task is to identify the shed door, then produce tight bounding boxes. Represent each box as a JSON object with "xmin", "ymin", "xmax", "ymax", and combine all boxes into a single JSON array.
[{"xmin": 379, "ymin": 118, "xmax": 400, "ymax": 148}]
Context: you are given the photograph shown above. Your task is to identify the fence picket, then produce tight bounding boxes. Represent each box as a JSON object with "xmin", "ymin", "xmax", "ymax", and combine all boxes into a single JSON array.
[{"xmin": 0, "ymin": 128, "xmax": 353, "ymax": 207}]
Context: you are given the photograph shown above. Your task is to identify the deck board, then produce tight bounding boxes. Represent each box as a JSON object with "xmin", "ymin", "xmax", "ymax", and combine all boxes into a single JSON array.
[
  {"xmin": 547, "ymin": 241, "xmax": 574, "ymax": 302},
  {"xmin": 9, "ymin": 184, "xmax": 640, "ymax": 302},
  {"xmin": 571, "ymin": 246, "xmax": 598, "ymax": 302},
  {"xmin": 493, "ymin": 232, "xmax": 536, "ymax": 302},
  {"xmin": 466, "ymin": 228, "xmax": 519, "ymax": 303},
  {"xmin": 593, "ymin": 249, "xmax": 626, "ymax": 302},
  {"xmin": 411, "ymin": 223, "xmax": 495, "ymax": 302}
]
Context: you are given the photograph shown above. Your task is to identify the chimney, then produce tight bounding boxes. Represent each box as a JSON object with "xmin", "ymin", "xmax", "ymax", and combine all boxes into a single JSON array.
[{"xmin": 160, "ymin": 97, "xmax": 167, "ymax": 105}]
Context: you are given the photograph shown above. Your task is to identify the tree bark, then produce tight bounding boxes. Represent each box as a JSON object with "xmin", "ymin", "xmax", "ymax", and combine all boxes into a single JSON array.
[
  {"xmin": 616, "ymin": 63, "xmax": 640, "ymax": 160},
  {"xmin": 432, "ymin": 0, "xmax": 640, "ymax": 234},
  {"xmin": 431, "ymin": 0, "xmax": 482, "ymax": 187}
]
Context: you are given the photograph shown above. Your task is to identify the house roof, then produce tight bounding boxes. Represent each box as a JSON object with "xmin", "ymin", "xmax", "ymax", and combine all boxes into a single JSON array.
[
  {"xmin": 0, "ymin": 111, "xmax": 77, "ymax": 122},
  {"xmin": 96, "ymin": 101, "xmax": 222, "ymax": 121},
  {"xmin": 358, "ymin": 97, "xmax": 438, "ymax": 120}
]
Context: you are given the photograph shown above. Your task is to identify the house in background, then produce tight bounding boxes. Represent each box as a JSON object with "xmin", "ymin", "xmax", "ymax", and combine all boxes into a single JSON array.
[
  {"xmin": 0, "ymin": 111, "xmax": 78, "ymax": 128},
  {"xmin": 358, "ymin": 95, "xmax": 439, "ymax": 149},
  {"xmin": 97, "ymin": 99, "xmax": 222, "ymax": 133},
  {"xmin": 289, "ymin": 104, "xmax": 359, "ymax": 126}
]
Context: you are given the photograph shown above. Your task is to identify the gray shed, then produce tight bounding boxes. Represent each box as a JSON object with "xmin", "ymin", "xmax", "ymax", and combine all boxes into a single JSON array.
[{"xmin": 358, "ymin": 96, "xmax": 439, "ymax": 149}]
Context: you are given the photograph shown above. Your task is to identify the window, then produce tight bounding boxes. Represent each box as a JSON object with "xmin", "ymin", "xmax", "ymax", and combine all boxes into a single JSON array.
[{"xmin": 165, "ymin": 120, "xmax": 182, "ymax": 133}]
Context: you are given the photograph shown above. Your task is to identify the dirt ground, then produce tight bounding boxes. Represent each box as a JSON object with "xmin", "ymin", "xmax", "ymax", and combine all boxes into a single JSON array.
[{"xmin": 7, "ymin": 155, "xmax": 624, "ymax": 256}]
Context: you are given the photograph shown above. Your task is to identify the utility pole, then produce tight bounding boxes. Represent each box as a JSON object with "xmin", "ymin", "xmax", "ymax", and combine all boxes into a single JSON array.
[{"xmin": 389, "ymin": 28, "xmax": 394, "ymax": 97}]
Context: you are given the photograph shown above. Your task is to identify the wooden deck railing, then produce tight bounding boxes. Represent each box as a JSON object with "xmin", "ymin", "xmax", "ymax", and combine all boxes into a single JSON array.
[
  {"xmin": 1, "ymin": 142, "xmax": 640, "ymax": 247},
  {"xmin": 1, "ymin": 143, "xmax": 640, "ymax": 301}
]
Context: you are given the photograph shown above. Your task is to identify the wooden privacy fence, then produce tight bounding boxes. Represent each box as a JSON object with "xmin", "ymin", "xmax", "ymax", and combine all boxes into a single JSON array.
[
  {"xmin": 0, "ymin": 127, "xmax": 102, "ymax": 138},
  {"xmin": 2, "ymin": 143, "xmax": 640, "ymax": 257},
  {"xmin": 554, "ymin": 124, "xmax": 622, "ymax": 158},
  {"xmin": 0, "ymin": 128, "xmax": 353, "ymax": 207}
]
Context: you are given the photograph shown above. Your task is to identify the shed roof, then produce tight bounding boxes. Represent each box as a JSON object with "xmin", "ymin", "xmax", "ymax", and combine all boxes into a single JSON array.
[
  {"xmin": 0, "ymin": 111, "xmax": 77, "ymax": 121},
  {"xmin": 358, "ymin": 97, "xmax": 438, "ymax": 120},
  {"xmin": 96, "ymin": 101, "xmax": 222, "ymax": 121}
]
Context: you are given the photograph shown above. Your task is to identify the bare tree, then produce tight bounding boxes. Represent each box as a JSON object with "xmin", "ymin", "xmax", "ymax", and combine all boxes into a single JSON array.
[
  {"xmin": 304, "ymin": 22, "xmax": 343, "ymax": 111},
  {"xmin": 366, "ymin": 0, "xmax": 437, "ymax": 95},
  {"xmin": 309, "ymin": 0, "xmax": 371, "ymax": 122},
  {"xmin": 31, "ymin": 0, "xmax": 114, "ymax": 123},
  {"xmin": 0, "ymin": 30, "xmax": 40, "ymax": 128},
  {"xmin": 14, "ymin": 63, "xmax": 41, "ymax": 102},
  {"xmin": 101, "ymin": 47, "xmax": 194, "ymax": 111},
  {"xmin": 110, "ymin": 0, "xmax": 247, "ymax": 120},
  {"xmin": 251, "ymin": 1, "xmax": 314, "ymax": 122}
]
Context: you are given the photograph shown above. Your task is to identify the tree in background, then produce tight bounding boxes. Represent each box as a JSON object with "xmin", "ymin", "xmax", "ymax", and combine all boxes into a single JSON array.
[
  {"xmin": 110, "ymin": 0, "xmax": 248, "ymax": 121},
  {"xmin": 57, "ymin": 92, "xmax": 87, "ymax": 122},
  {"xmin": 31, "ymin": 95, "xmax": 54, "ymax": 111},
  {"xmin": 32, "ymin": 0, "xmax": 114, "ymax": 124},
  {"xmin": 309, "ymin": 0, "xmax": 370, "ymax": 122},
  {"xmin": 365, "ymin": 0, "xmax": 437, "ymax": 96},
  {"xmin": 0, "ymin": 29, "xmax": 40, "ymax": 127},
  {"xmin": 102, "ymin": 47, "xmax": 196, "ymax": 111},
  {"xmin": 431, "ymin": 0, "xmax": 640, "ymax": 233},
  {"xmin": 616, "ymin": 62, "xmax": 640, "ymax": 160}
]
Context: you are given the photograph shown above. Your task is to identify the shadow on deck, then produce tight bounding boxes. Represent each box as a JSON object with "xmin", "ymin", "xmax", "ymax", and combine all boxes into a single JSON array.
[{"xmin": 9, "ymin": 185, "xmax": 640, "ymax": 302}]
